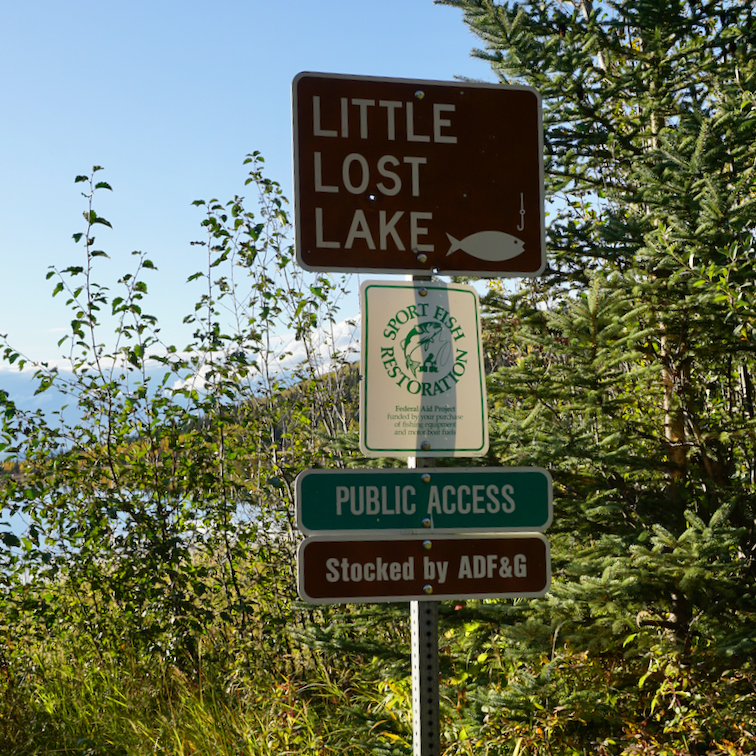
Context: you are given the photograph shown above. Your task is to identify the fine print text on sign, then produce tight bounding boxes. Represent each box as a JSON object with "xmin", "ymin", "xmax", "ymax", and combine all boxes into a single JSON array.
[
  {"xmin": 296, "ymin": 468, "xmax": 553, "ymax": 535},
  {"xmin": 293, "ymin": 72, "xmax": 544, "ymax": 276},
  {"xmin": 298, "ymin": 534, "xmax": 551, "ymax": 604},
  {"xmin": 359, "ymin": 280, "xmax": 488, "ymax": 458}
]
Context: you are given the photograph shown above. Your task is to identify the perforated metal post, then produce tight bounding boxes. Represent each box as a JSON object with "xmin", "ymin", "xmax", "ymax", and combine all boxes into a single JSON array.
[
  {"xmin": 409, "ymin": 449, "xmax": 439, "ymax": 756},
  {"xmin": 407, "ymin": 273, "xmax": 441, "ymax": 756},
  {"xmin": 411, "ymin": 599, "xmax": 439, "ymax": 756}
]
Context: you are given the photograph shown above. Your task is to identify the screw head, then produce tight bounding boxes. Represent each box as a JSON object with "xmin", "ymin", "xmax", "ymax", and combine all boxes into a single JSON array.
[
  {"xmin": 423, "ymin": 540, "xmax": 433, "ymax": 550},
  {"xmin": 415, "ymin": 90, "xmax": 425, "ymax": 100},
  {"xmin": 421, "ymin": 441, "xmax": 431, "ymax": 451},
  {"xmin": 421, "ymin": 473, "xmax": 431, "ymax": 484},
  {"xmin": 422, "ymin": 518, "xmax": 432, "ymax": 528},
  {"xmin": 418, "ymin": 287, "xmax": 428, "ymax": 297},
  {"xmin": 423, "ymin": 584, "xmax": 433, "ymax": 594},
  {"xmin": 417, "ymin": 253, "xmax": 428, "ymax": 264}
]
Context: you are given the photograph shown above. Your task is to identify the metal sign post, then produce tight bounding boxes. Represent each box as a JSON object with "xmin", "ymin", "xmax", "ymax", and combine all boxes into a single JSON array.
[
  {"xmin": 412, "ymin": 600, "xmax": 439, "ymax": 756},
  {"xmin": 410, "ymin": 454, "xmax": 439, "ymax": 756},
  {"xmin": 409, "ymin": 262, "xmax": 439, "ymax": 756}
]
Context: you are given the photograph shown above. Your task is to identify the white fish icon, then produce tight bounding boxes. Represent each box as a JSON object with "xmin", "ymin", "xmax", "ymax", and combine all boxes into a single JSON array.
[{"xmin": 446, "ymin": 231, "xmax": 525, "ymax": 262}]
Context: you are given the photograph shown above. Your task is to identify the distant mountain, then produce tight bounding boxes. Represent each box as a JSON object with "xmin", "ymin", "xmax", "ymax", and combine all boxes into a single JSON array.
[{"xmin": 1, "ymin": 368, "xmax": 70, "ymax": 417}]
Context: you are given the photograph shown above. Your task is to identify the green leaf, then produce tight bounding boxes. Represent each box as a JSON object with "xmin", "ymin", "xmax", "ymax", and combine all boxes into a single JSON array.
[
  {"xmin": 1, "ymin": 532, "xmax": 21, "ymax": 548},
  {"xmin": 85, "ymin": 210, "xmax": 112, "ymax": 228}
]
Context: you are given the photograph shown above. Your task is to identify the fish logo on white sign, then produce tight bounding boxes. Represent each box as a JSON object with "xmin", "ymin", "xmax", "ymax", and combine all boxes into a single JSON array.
[{"xmin": 380, "ymin": 302, "xmax": 470, "ymax": 399}]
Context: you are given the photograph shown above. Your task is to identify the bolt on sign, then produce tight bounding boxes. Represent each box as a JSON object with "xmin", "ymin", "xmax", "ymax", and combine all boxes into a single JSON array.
[
  {"xmin": 292, "ymin": 72, "xmax": 544, "ymax": 276},
  {"xmin": 298, "ymin": 533, "xmax": 551, "ymax": 604},
  {"xmin": 296, "ymin": 468, "xmax": 553, "ymax": 535},
  {"xmin": 359, "ymin": 280, "xmax": 487, "ymax": 458}
]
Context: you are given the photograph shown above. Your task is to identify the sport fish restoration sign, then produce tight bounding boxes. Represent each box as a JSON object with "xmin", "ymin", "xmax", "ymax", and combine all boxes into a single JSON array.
[
  {"xmin": 297, "ymin": 534, "xmax": 551, "ymax": 604},
  {"xmin": 292, "ymin": 72, "xmax": 544, "ymax": 276},
  {"xmin": 359, "ymin": 281, "xmax": 488, "ymax": 458},
  {"xmin": 296, "ymin": 468, "xmax": 553, "ymax": 535}
]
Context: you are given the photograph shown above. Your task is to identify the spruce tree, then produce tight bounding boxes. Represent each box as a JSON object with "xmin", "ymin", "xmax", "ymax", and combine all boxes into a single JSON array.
[{"xmin": 432, "ymin": 1, "xmax": 756, "ymax": 752}]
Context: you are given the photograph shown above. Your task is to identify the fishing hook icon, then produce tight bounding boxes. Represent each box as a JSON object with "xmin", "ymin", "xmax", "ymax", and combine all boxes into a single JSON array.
[{"xmin": 517, "ymin": 193, "xmax": 526, "ymax": 231}]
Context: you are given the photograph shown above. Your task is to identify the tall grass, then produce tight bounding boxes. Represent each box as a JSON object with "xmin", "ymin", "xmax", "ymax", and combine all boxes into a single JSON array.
[{"xmin": 0, "ymin": 633, "xmax": 408, "ymax": 756}]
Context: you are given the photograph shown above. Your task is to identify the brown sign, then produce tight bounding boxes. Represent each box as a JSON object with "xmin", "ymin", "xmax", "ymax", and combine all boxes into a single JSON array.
[
  {"xmin": 297, "ymin": 534, "xmax": 550, "ymax": 604},
  {"xmin": 293, "ymin": 72, "xmax": 544, "ymax": 277}
]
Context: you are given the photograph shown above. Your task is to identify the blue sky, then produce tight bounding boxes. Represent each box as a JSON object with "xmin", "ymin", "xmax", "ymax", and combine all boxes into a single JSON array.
[{"xmin": 0, "ymin": 0, "xmax": 495, "ymax": 378}]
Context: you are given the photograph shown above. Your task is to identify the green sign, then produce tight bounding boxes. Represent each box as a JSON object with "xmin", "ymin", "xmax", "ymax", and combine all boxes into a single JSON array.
[{"xmin": 296, "ymin": 468, "xmax": 552, "ymax": 535}]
